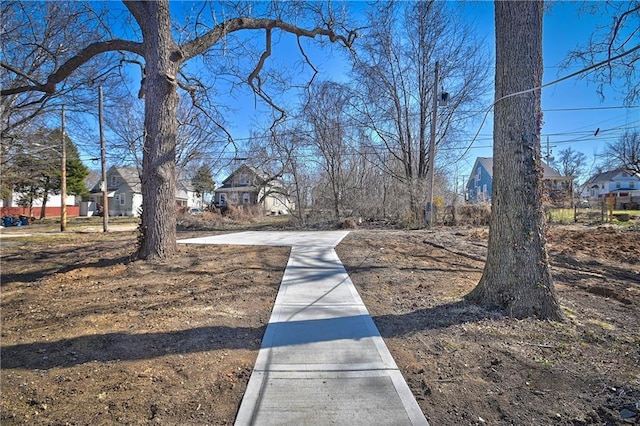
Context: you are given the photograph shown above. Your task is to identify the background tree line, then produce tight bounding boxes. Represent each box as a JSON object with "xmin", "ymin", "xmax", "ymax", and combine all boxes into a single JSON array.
[
  {"xmin": 3, "ymin": 1, "xmax": 636, "ymax": 229},
  {"xmin": 2, "ymin": 0, "xmax": 638, "ymax": 321}
]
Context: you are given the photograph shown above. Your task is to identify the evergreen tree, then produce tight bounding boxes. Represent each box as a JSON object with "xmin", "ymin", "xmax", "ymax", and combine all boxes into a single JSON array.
[
  {"xmin": 10, "ymin": 128, "xmax": 88, "ymax": 218},
  {"xmin": 191, "ymin": 165, "xmax": 216, "ymax": 206}
]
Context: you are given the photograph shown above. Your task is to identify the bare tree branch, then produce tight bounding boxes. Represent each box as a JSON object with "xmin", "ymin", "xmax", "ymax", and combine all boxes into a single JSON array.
[
  {"xmin": 1, "ymin": 40, "xmax": 144, "ymax": 96},
  {"xmin": 181, "ymin": 17, "xmax": 355, "ymax": 60}
]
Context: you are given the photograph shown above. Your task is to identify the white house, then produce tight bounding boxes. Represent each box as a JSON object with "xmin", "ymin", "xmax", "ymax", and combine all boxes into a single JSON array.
[
  {"xmin": 87, "ymin": 166, "xmax": 202, "ymax": 217},
  {"xmin": 176, "ymin": 180, "xmax": 201, "ymax": 210},
  {"xmin": 582, "ymin": 169, "xmax": 640, "ymax": 209}
]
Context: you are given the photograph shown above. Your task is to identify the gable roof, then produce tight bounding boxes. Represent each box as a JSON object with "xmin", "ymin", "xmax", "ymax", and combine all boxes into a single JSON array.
[
  {"xmin": 219, "ymin": 164, "xmax": 275, "ymax": 187},
  {"xmin": 472, "ymin": 157, "xmax": 564, "ymax": 179},
  {"xmin": 90, "ymin": 166, "xmax": 195, "ymax": 194},
  {"xmin": 89, "ymin": 166, "xmax": 141, "ymax": 193},
  {"xmin": 584, "ymin": 168, "xmax": 640, "ymax": 185},
  {"xmin": 114, "ymin": 166, "xmax": 142, "ymax": 192},
  {"xmin": 177, "ymin": 179, "xmax": 194, "ymax": 192}
]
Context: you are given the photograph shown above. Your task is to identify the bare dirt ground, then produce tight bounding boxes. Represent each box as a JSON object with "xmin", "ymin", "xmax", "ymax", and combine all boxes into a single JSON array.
[{"xmin": 1, "ymin": 222, "xmax": 639, "ymax": 425}]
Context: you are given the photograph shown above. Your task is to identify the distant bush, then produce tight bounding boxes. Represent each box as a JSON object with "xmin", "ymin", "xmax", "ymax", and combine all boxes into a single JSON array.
[
  {"xmin": 340, "ymin": 218, "xmax": 359, "ymax": 229},
  {"xmin": 456, "ymin": 204, "xmax": 491, "ymax": 226},
  {"xmin": 177, "ymin": 210, "xmax": 225, "ymax": 230},
  {"xmin": 401, "ymin": 211, "xmax": 421, "ymax": 229},
  {"xmin": 225, "ymin": 204, "xmax": 255, "ymax": 222},
  {"xmin": 614, "ymin": 213, "xmax": 630, "ymax": 222}
]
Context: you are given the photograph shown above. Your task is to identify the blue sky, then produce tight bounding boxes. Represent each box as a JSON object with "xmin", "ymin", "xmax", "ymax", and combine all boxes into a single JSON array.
[
  {"xmin": 71, "ymin": 1, "xmax": 637, "ymax": 184},
  {"xmin": 453, "ymin": 1, "xmax": 639, "ymax": 181},
  {"xmin": 209, "ymin": 1, "xmax": 638, "ymax": 182}
]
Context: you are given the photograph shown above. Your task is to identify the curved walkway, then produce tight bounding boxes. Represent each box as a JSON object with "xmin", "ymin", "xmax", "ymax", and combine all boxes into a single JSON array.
[{"xmin": 178, "ymin": 231, "xmax": 428, "ymax": 425}]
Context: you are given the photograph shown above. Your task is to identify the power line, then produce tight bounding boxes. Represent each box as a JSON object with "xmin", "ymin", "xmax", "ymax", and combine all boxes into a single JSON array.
[
  {"xmin": 453, "ymin": 42, "xmax": 640, "ymax": 163},
  {"xmin": 544, "ymin": 105, "xmax": 639, "ymax": 112}
]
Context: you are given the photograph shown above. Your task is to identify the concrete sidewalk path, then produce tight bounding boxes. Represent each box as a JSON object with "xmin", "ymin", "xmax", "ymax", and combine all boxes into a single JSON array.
[{"xmin": 178, "ymin": 231, "xmax": 428, "ymax": 425}]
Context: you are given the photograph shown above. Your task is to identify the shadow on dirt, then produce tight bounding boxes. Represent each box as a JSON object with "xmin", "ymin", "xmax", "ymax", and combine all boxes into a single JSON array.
[
  {"xmin": 1, "ymin": 325, "xmax": 266, "ymax": 370},
  {"xmin": 1, "ymin": 302, "xmax": 498, "ymax": 371},
  {"xmin": 372, "ymin": 300, "xmax": 505, "ymax": 338},
  {"xmin": 1, "ymin": 251, "xmax": 131, "ymax": 287}
]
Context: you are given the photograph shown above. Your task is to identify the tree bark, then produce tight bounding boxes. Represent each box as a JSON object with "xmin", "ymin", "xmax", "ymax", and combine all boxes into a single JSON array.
[
  {"xmin": 466, "ymin": 1, "xmax": 563, "ymax": 321},
  {"xmin": 3, "ymin": 1, "xmax": 353, "ymax": 260},
  {"xmin": 40, "ymin": 193, "xmax": 48, "ymax": 220},
  {"xmin": 134, "ymin": 0, "xmax": 180, "ymax": 259}
]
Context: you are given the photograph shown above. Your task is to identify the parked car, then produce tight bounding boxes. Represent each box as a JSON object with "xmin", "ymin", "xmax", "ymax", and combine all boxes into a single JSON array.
[{"xmin": 577, "ymin": 199, "xmax": 591, "ymax": 208}]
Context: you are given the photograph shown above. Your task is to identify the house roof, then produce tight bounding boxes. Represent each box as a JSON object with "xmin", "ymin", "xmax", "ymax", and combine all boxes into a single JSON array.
[
  {"xmin": 584, "ymin": 168, "xmax": 640, "ymax": 185},
  {"xmin": 215, "ymin": 164, "xmax": 290, "ymax": 198},
  {"xmin": 90, "ymin": 166, "xmax": 195, "ymax": 194},
  {"xmin": 220, "ymin": 164, "xmax": 272, "ymax": 187},
  {"xmin": 89, "ymin": 165, "xmax": 141, "ymax": 193},
  {"xmin": 176, "ymin": 179, "xmax": 194, "ymax": 192},
  {"xmin": 472, "ymin": 157, "xmax": 565, "ymax": 180},
  {"xmin": 115, "ymin": 166, "xmax": 142, "ymax": 192}
]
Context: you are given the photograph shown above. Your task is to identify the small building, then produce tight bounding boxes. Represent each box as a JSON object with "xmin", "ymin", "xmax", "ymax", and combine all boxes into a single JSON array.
[
  {"xmin": 87, "ymin": 166, "xmax": 202, "ymax": 217},
  {"xmin": 176, "ymin": 180, "xmax": 201, "ymax": 210},
  {"xmin": 87, "ymin": 166, "xmax": 142, "ymax": 217},
  {"xmin": 582, "ymin": 169, "xmax": 640, "ymax": 209},
  {"xmin": 214, "ymin": 164, "xmax": 293, "ymax": 214},
  {"xmin": 0, "ymin": 192, "xmax": 79, "ymax": 218},
  {"xmin": 465, "ymin": 157, "xmax": 571, "ymax": 203}
]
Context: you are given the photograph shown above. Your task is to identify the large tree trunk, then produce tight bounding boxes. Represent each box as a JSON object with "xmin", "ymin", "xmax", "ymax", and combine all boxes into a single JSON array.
[
  {"xmin": 136, "ymin": 0, "xmax": 179, "ymax": 259},
  {"xmin": 467, "ymin": 1, "xmax": 563, "ymax": 320}
]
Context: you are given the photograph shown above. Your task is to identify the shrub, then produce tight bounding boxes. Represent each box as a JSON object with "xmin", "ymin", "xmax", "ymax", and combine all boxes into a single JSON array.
[
  {"xmin": 401, "ymin": 211, "xmax": 421, "ymax": 229},
  {"xmin": 614, "ymin": 213, "xmax": 630, "ymax": 222},
  {"xmin": 340, "ymin": 218, "xmax": 359, "ymax": 229},
  {"xmin": 457, "ymin": 204, "xmax": 491, "ymax": 226}
]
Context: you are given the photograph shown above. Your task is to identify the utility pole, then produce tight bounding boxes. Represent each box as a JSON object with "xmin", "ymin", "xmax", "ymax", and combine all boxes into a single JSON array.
[
  {"xmin": 60, "ymin": 105, "xmax": 67, "ymax": 232},
  {"xmin": 99, "ymin": 86, "xmax": 109, "ymax": 232},
  {"xmin": 425, "ymin": 61, "xmax": 439, "ymax": 228},
  {"xmin": 544, "ymin": 136, "xmax": 554, "ymax": 163}
]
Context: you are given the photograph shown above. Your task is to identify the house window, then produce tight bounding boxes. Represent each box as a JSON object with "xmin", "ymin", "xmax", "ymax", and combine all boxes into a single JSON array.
[
  {"xmin": 630, "ymin": 182, "xmax": 635, "ymax": 189},
  {"xmin": 616, "ymin": 182, "xmax": 621, "ymax": 189},
  {"xmin": 111, "ymin": 175, "xmax": 118, "ymax": 186},
  {"xmin": 242, "ymin": 192, "xmax": 250, "ymax": 204},
  {"xmin": 115, "ymin": 193, "xmax": 125, "ymax": 205},
  {"xmin": 239, "ymin": 174, "xmax": 249, "ymax": 185},
  {"xmin": 482, "ymin": 184, "xmax": 487, "ymax": 194}
]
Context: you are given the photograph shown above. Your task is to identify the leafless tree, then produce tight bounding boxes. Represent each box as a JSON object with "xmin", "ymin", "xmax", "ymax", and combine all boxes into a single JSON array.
[
  {"xmin": 302, "ymin": 81, "xmax": 359, "ymax": 221},
  {"xmin": 1, "ymin": 2, "xmax": 128, "ymax": 139},
  {"xmin": 102, "ymin": 97, "xmax": 145, "ymax": 168},
  {"xmin": 350, "ymin": 1, "xmax": 491, "ymax": 221},
  {"xmin": 1, "ymin": 1, "xmax": 355, "ymax": 259},
  {"xmin": 605, "ymin": 130, "xmax": 640, "ymax": 174},
  {"xmin": 243, "ymin": 125, "xmax": 311, "ymax": 222},
  {"xmin": 467, "ymin": 1, "xmax": 563, "ymax": 321},
  {"xmin": 105, "ymin": 95, "xmax": 232, "ymax": 178},
  {"xmin": 564, "ymin": 1, "xmax": 640, "ymax": 104},
  {"xmin": 553, "ymin": 147, "xmax": 588, "ymax": 180}
]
